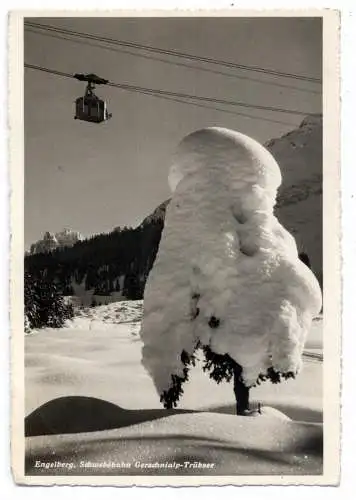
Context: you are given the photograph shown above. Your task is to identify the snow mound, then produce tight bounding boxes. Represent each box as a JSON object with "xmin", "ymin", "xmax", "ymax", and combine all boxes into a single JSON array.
[
  {"xmin": 26, "ymin": 411, "xmax": 322, "ymax": 476},
  {"xmin": 140, "ymin": 127, "xmax": 322, "ymax": 396}
]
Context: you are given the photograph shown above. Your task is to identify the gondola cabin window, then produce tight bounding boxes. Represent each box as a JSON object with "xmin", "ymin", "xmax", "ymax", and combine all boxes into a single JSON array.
[{"xmin": 75, "ymin": 96, "xmax": 108, "ymax": 123}]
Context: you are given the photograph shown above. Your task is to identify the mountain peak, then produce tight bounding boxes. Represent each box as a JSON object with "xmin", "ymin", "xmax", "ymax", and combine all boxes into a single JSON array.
[
  {"xmin": 30, "ymin": 229, "xmax": 83, "ymax": 255},
  {"xmin": 139, "ymin": 199, "xmax": 170, "ymax": 227},
  {"xmin": 299, "ymin": 113, "xmax": 322, "ymax": 129}
]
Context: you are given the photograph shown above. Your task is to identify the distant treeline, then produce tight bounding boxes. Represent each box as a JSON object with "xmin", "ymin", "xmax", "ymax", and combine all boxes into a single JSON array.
[
  {"xmin": 25, "ymin": 199, "xmax": 319, "ymax": 303},
  {"xmin": 24, "ymin": 218, "xmax": 165, "ymax": 301}
]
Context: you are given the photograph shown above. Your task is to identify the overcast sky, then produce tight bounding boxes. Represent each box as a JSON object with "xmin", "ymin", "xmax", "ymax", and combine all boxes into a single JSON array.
[{"xmin": 24, "ymin": 16, "xmax": 322, "ymax": 248}]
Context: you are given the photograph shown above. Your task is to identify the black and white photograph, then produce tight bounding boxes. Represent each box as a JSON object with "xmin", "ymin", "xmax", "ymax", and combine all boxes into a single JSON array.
[{"xmin": 10, "ymin": 10, "xmax": 340, "ymax": 485}]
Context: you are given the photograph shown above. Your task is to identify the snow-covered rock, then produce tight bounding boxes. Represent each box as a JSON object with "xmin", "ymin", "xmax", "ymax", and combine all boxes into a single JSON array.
[
  {"xmin": 140, "ymin": 127, "xmax": 322, "ymax": 397},
  {"xmin": 30, "ymin": 231, "xmax": 58, "ymax": 254},
  {"xmin": 30, "ymin": 229, "xmax": 83, "ymax": 254},
  {"xmin": 55, "ymin": 228, "xmax": 83, "ymax": 248}
]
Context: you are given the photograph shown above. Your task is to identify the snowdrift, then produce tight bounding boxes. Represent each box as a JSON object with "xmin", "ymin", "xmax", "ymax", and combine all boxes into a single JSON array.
[
  {"xmin": 25, "ymin": 301, "xmax": 323, "ymax": 477},
  {"xmin": 26, "ymin": 411, "xmax": 322, "ymax": 476}
]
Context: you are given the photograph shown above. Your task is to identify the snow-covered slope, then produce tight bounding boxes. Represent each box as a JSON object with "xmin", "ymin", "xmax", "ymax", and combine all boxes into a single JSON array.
[
  {"xmin": 267, "ymin": 114, "xmax": 322, "ymax": 281},
  {"xmin": 24, "ymin": 302, "xmax": 323, "ymax": 477},
  {"xmin": 25, "ymin": 301, "xmax": 322, "ymax": 415}
]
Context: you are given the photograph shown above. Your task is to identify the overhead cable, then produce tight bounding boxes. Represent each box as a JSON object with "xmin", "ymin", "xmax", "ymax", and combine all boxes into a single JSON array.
[
  {"xmin": 24, "ymin": 63, "xmax": 315, "ymax": 117},
  {"xmin": 24, "ymin": 21, "xmax": 322, "ymax": 84}
]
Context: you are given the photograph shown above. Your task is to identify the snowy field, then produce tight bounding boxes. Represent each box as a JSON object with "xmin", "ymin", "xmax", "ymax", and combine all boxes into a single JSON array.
[{"xmin": 25, "ymin": 300, "xmax": 323, "ymax": 477}]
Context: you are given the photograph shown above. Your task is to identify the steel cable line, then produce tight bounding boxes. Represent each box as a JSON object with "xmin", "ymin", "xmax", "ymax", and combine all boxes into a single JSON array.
[
  {"xmin": 24, "ymin": 63, "xmax": 314, "ymax": 118},
  {"xmin": 116, "ymin": 88, "xmax": 296, "ymax": 127},
  {"xmin": 24, "ymin": 21, "xmax": 322, "ymax": 84},
  {"xmin": 107, "ymin": 80, "xmax": 310, "ymax": 116},
  {"xmin": 25, "ymin": 60, "xmax": 293, "ymax": 126},
  {"xmin": 25, "ymin": 26, "xmax": 321, "ymax": 95}
]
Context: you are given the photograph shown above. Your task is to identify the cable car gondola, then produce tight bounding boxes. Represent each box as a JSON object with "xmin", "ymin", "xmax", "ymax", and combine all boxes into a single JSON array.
[{"xmin": 74, "ymin": 73, "xmax": 112, "ymax": 123}]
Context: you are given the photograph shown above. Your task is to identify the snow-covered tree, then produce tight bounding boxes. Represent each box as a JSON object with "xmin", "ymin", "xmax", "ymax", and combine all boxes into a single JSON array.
[
  {"xmin": 140, "ymin": 127, "xmax": 322, "ymax": 414},
  {"xmin": 24, "ymin": 273, "xmax": 74, "ymax": 330}
]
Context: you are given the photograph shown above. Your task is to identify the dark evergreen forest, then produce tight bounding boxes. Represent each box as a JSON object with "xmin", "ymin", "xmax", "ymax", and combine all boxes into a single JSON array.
[
  {"xmin": 24, "ymin": 215, "xmax": 165, "ymax": 301},
  {"xmin": 24, "ymin": 195, "xmax": 317, "ymax": 304}
]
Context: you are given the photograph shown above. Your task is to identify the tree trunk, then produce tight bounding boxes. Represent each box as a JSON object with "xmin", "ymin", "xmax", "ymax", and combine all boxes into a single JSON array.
[{"xmin": 232, "ymin": 363, "xmax": 250, "ymax": 415}]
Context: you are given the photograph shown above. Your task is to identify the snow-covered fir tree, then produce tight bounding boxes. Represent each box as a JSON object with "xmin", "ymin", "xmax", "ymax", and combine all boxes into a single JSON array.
[
  {"xmin": 24, "ymin": 272, "xmax": 74, "ymax": 331},
  {"xmin": 140, "ymin": 127, "xmax": 322, "ymax": 414}
]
